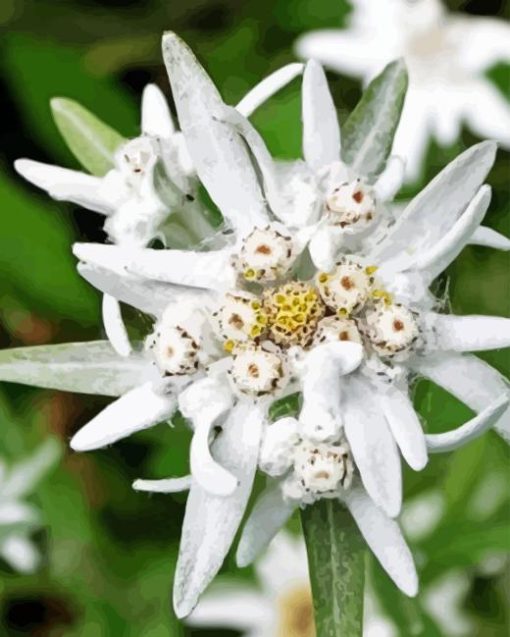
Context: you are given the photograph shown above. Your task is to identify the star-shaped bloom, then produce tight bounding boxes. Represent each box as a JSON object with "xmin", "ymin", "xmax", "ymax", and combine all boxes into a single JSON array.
[
  {"xmin": 1, "ymin": 31, "xmax": 509, "ymax": 620},
  {"xmin": 295, "ymin": 0, "xmax": 510, "ymax": 180},
  {"xmin": 0, "ymin": 440, "xmax": 60, "ymax": 573}
]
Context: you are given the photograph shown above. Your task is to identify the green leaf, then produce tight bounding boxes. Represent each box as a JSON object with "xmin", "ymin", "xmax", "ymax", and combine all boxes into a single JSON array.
[
  {"xmin": 269, "ymin": 392, "xmax": 301, "ymax": 421},
  {"xmin": 51, "ymin": 98, "xmax": 125, "ymax": 176},
  {"xmin": 0, "ymin": 169, "xmax": 98, "ymax": 320},
  {"xmin": 342, "ymin": 59, "xmax": 408, "ymax": 179},
  {"xmin": 301, "ymin": 500, "xmax": 365, "ymax": 636}
]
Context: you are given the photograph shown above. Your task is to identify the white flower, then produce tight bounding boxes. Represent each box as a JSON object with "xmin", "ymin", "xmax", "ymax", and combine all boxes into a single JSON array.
[
  {"xmin": 295, "ymin": 0, "xmax": 510, "ymax": 180},
  {"xmin": 188, "ymin": 530, "xmax": 397, "ymax": 637},
  {"xmin": 0, "ymin": 440, "xmax": 60, "ymax": 573}
]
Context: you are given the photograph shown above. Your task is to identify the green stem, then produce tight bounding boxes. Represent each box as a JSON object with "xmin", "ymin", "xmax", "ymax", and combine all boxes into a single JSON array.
[{"xmin": 301, "ymin": 499, "xmax": 366, "ymax": 637}]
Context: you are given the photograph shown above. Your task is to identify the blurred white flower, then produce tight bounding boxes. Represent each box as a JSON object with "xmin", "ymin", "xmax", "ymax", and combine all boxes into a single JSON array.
[
  {"xmin": 0, "ymin": 439, "xmax": 60, "ymax": 573},
  {"xmin": 295, "ymin": 0, "xmax": 510, "ymax": 180},
  {"xmin": 189, "ymin": 531, "xmax": 397, "ymax": 637}
]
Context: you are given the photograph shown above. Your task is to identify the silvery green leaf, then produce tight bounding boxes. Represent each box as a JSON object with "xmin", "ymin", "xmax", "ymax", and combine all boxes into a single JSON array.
[
  {"xmin": 51, "ymin": 98, "xmax": 126, "ymax": 176},
  {"xmin": 0, "ymin": 341, "xmax": 147, "ymax": 397},
  {"xmin": 342, "ymin": 59, "xmax": 408, "ymax": 180}
]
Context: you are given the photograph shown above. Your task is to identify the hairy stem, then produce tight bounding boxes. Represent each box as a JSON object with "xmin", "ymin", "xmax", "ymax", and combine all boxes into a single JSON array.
[{"xmin": 301, "ymin": 499, "xmax": 365, "ymax": 637}]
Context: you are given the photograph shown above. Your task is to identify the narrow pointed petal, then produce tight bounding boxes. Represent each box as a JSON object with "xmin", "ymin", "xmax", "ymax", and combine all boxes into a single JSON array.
[
  {"xmin": 0, "ymin": 536, "xmax": 40, "ymax": 573},
  {"xmin": 74, "ymin": 243, "xmax": 234, "ymax": 292},
  {"xmin": 187, "ymin": 589, "xmax": 268, "ymax": 629},
  {"xmin": 14, "ymin": 159, "xmax": 110, "ymax": 214},
  {"xmin": 173, "ymin": 401, "xmax": 264, "ymax": 618},
  {"xmin": 469, "ymin": 226, "xmax": 510, "ymax": 251},
  {"xmin": 343, "ymin": 484, "xmax": 418, "ymax": 597},
  {"xmin": 162, "ymin": 32, "xmax": 267, "ymax": 234},
  {"xmin": 373, "ymin": 156, "xmax": 405, "ymax": 202},
  {"xmin": 133, "ymin": 475, "xmax": 192, "ymax": 493},
  {"xmin": 180, "ymin": 378, "xmax": 236, "ymax": 496},
  {"xmin": 380, "ymin": 386, "xmax": 428, "ymax": 471},
  {"xmin": 0, "ymin": 341, "xmax": 148, "ymax": 397},
  {"xmin": 141, "ymin": 84, "xmax": 175, "ymax": 138},
  {"xmin": 0, "ymin": 502, "xmax": 40, "ymax": 529},
  {"xmin": 425, "ymin": 313, "xmax": 510, "ymax": 352},
  {"xmin": 0, "ymin": 439, "xmax": 61, "ymax": 500},
  {"xmin": 371, "ymin": 142, "xmax": 497, "ymax": 271},
  {"xmin": 344, "ymin": 376, "xmax": 402, "ymax": 517},
  {"xmin": 102, "ymin": 294, "xmax": 132, "ymax": 357},
  {"xmin": 302, "ymin": 60, "xmax": 341, "ymax": 170},
  {"xmin": 236, "ymin": 63, "xmax": 304, "ymax": 117},
  {"xmin": 220, "ymin": 106, "xmax": 289, "ymax": 218},
  {"xmin": 236, "ymin": 483, "xmax": 296, "ymax": 567},
  {"xmin": 413, "ymin": 185, "xmax": 491, "ymax": 282},
  {"xmin": 70, "ymin": 382, "xmax": 175, "ymax": 451},
  {"xmin": 78, "ymin": 263, "xmax": 195, "ymax": 317},
  {"xmin": 410, "ymin": 353, "xmax": 510, "ymax": 442},
  {"xmin": 299, "ymin": 342, "xmax": 363, "ymax": 442},
  {"xmin": 425, "ymin": 394, "xmax": 509, "ymax": 453}
]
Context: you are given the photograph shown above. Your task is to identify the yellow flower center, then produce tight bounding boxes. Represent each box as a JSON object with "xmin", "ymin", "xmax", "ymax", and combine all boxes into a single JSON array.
[
  {"xmin": 263, "ymin": 282, "xmax": 325, "ymax": 347},
  {"xmin": 277, "ymin": 585, "xmax": 315, "ymax": 637}
]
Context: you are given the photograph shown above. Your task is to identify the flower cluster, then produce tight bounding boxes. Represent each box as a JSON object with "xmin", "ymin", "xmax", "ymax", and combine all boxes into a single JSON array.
[{"xmin": 0, "ymin": 31, "xmax": 509, "ymax": 620}]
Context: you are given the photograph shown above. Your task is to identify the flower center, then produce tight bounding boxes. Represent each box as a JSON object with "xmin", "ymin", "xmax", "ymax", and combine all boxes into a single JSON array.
[
  {"xmin": 313, "ymin": 316, "xmax": 362, "ymax": 345},
  {"xmin": 293, "ymin": 440, "xmax": 354, "ymax": 496},
  {"xmin": 315, "ymin": 260, "xmax": 373, "ymax": 315},
  {"xmin": 277, "ymin": 584, "xmax": 315, "ymax": 637},
  {"xmin": 233, "ymin": 226, "xmax": 297, "ymax": 282},
  {"xmin": 263, "ymin": 282, "xmax": 325, "ymax": 348},
  {"xmin": 149, "ymin": 325, "xmax": 199, "ymax": 376},
  {"xmin": 230, "ymin": 344, "xmax": 288, "ymax": 396},
  {"xmin": 363, "ymin": 303, "xmax": 420, "ymax": 357},
  {"xmin": 214, "ymin": 294, "xmax": 268, "ymax": 348},
  {"xmin": 325, "ymin": 180, "xmax": 376, "ymax": 231}
]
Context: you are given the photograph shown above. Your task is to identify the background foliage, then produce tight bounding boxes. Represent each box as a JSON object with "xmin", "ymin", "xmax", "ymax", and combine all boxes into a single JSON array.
[{"xmin": 0, "ymin": 0, "xmax": 508, "ymax": 635}]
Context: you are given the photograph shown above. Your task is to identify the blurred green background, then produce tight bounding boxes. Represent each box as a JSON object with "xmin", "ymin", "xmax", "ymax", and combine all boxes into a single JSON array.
[{"xmin": 0, "ymin": 0, "xmax": 508, "ymax": 635}]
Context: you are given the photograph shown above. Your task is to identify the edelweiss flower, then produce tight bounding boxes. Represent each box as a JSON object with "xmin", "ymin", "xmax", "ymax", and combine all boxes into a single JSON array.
[
  {"xmin": 0, "ymin": 440, "xmax": 59, "ymax": 573},
  {"xmin": 188, "ymin": 530, "xmax": 395, "ymax": 637},
  {"xmin": 295, "ymin": 0, "xmax": 510, "ymax": 180}
]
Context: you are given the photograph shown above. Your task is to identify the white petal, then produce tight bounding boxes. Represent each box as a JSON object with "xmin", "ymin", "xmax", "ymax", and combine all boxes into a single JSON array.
[
  {"xmin": 469, "ymin": 226, "xmax": 510, "ymax": 251},
  {"xmin": 0, "ymin": 439, "xmax": 60, "ymax": 500},
  {"xmin": 133, "ymin": 475, "xmax": 192, "ymax": 493},
  {"xmin": 425, "ymin": 393, "xmax": 509, "ymax": 453},
  {"xmin": 343, "ymin": 484, "xmax": 418, "ymax": 597},
  {"xmin": 455, "ymin": 16, "xmax": 510, "ymax": 74},
  {"xmin": 173, "ymin": 401, "xmax": 264, "ymax": 618},
  {"xmin": 425, "ymin": 313, "xmax": 510, "ymax": 352},
  {"xmin": 343, "ymin": 376, "xmax": 402, "ymax": 517},
  {"xmin": 14, "ymin": 159, "xmax": 111, "ymax": 214},
  {"xmin": 74, "ymin": 243, "xmax": 234, "ymax": 292},
  {"xmin": 295, "ymin": 31, "xmax": 377, "ymax": 78},
  {"xmin": 308, "ymin": 225, "xmax": 342, "ymax": 272},
  {"xmin": 0, "ymin": 535, "xmax": 40, "ymax": 573},
  {"xmin": 236, "ymin": 63, "xmax": 304, "ymax": 117},
  {"xmin": 236, "ymin": 482, "xmax": 296, "ymax": 567},
  {"xmin": 299, "ymin": 342, "xmax": 363, "ymax": 442},
  {"xmin": 413, "ymin": 185, "xmax": 491, "ymax": 282},
  {"xmin": 373, "ymin": 156, "xmax": 405, "ymax": 202},
  {"xmin": 0, "ymin": 341, "xmax": 148, "ymax": 397},
  {"xmin": 70, "ymin": 382, "xmax": 175, "ymax": 451},
  {"xmin": 302, "ymin": 60, "xmax": 341, "ymax": 170},
  {"xmin": 371, "ymin": 142, "xmax": 497, "ymax": 271},
  {"xmin": 258, "ymin": 417, "xmax": 299, "ymax": 477},
  {"xmin": 162, "ymin": 32, "xmax": 267, "ymax": 234},
  {"xmin": 102, "ymin": 294, "xmax": 132, "ymax": 357},
  {"xmin": 410, "ymin": 353, "xmax": 510, "ymax": 443},
  {"xmin": 78, "ymin": 262, "xmax": 193, "ymax": 317},
  {"xmin": 141, "ymin": 84, "xmax": 175, "ymax": 138},
  {"xmin": 188, "ymin": 587, "xmax": 269, "ymax": 630},
  {"xmin": 0, "ymin": 502, "xmax": 40, "ymax": 530},
  {"xmin": 179, "ymin": 378, "xmax": 236, "ymax": 496},
  {"xmin": 380, "ymin": 386, "xmax": 428, "ymax": 471},
  {"xmin": 463, "ymin": 80, "xmax": 510, "ymax": 149}
]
